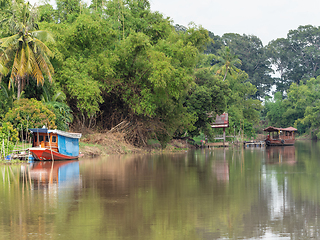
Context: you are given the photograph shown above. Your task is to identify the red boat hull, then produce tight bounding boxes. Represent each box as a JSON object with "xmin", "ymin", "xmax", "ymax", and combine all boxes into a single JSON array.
[{"xmin": 29, "ymin": 148, "xmax": 79, "ymax": 161}]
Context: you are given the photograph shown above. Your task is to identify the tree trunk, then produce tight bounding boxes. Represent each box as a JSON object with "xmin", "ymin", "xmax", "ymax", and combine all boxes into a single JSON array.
[
  {"xmin": 222, "ymin": 65, "xmax": 229, "ymax": 81},
  {"xmin": 17, "ymin": 77, "xmax": 21, "ymax": 100}
]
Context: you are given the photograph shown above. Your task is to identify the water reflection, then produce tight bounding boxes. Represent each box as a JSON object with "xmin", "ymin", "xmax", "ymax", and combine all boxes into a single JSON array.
[
  {"xmin": 265, "ymin": 145, "xmax": 296, "ymax": 165},
  {"xmin": 29, "ymin": 160, "xmax": 80, "ymax": 189},
  {"xmin": 2, "ymin": 144, "xmax": 320, "ymax": 239},
  {"xmin": 212, "ymin": 149, "xmax": 229, "ymax": 182}
]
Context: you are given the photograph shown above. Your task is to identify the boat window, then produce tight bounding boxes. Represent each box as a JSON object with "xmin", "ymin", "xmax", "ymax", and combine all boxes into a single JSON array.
[
  {"xmin": 45, "ymin": 136, "xmax": 49, "ymax": 142},
  {"xmin": 39, "ymin": 135, "xmax": 44, "ymax": 142},
  {"xmin": 52, "ymin": 136, "xmax": 57, "ymax": 143},
  {"xmin": 34, "ymin": 135, "xmax": 37, "ymax": 143}
]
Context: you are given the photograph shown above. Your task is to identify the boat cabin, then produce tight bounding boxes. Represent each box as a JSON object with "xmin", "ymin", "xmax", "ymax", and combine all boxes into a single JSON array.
[{"xmin": 32, "ymin": 130, "xmax": 59, "ymax": 152}]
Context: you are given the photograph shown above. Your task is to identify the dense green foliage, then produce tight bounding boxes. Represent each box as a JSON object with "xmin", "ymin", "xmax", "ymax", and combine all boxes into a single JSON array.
[
  {"xmin": 206, "ymin": 33, "xmax": 273, "ymax": 99},
  {"xmin": 0, "ymin": 0, "xmax": 319, "ymax": 148},
  {"xmin": 267, "ymin": 25, "xmax": 320, "ymax": 94},
  {"xmin": 264, "ymin": 76, "xmax": 320, "ymax": 139},
  {"xmin": 4, "ymin": 98, "xmax": 56, "ymax": 129},
  {"xmin": 0, "ymin": 122, "xmax": 19, "ymax": 156},
  {"xmin": 221, "ymin": 34, "xmax": 274, "ymax": 99}
]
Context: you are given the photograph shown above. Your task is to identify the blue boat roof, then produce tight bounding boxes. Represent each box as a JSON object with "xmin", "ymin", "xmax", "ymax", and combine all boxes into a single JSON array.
[
  {"xmin": 29, "ymin": 128, "xmax": 82, "ymax": 139},
  {"xmin": 29, "ymin": 128, "xmax": 49, "ymax": 133}
]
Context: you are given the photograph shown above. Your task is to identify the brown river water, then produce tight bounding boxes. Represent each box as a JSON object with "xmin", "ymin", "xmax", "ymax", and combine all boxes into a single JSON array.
[{"xmin": 1, "ymin": 140, "xmax": 320, "ymax": 239}]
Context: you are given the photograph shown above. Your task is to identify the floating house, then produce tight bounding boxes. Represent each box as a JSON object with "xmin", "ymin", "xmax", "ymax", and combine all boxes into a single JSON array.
[
  {"xmin": 264, "ymin": 126, "xmax": 297, "ymax": 146},
  {"xmin": 28, "ymin": 128, "xmax": 82, "ymax": 160}
]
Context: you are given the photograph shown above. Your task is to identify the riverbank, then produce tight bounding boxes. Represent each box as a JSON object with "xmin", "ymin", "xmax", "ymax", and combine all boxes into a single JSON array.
[{"xmin": 79, "ymin": 132, "xmax": 197, "ymax": 157}]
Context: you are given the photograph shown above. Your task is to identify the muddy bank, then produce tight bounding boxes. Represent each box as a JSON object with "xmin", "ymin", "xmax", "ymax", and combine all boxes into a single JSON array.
[{"xmin": 80, "ymin": 133, "xmax": 196, "ymax": 157}]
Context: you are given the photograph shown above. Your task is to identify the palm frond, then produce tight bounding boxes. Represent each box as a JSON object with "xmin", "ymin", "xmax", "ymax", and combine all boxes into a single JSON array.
[
  {"xmin": 1, "ymin": 44, "xmax": 18, "ymax": 69},
  {"xmin": 0, "ymin": 18, "xmax": 9, "ymax": 25},
  {"xmin": 17, "ymin": 45, "xmax": 28, "ymax": 77},
  {"xmin": 52, "ymin": 91, "xmax": 66, "ymax": 102},
  {"xmin": 10, "ymin": 50, "xmax": 20, "ymax": 85},
  {"xmin": 34, "ymin": 48, "xmax": 54, "ymax": 81},
  {"xmin": 41, "ymin": 86, "xmax": 50, "ymax": 102},
  {"xmin": 8, "ymin": 76, "xmax": 14, "ymax": 89},
  {"xmin": 25, "ymin": 43, "xmax": 34, "ymax": 75},
  {"xmin": 31, "ymin": 30, "xmax": 55, "ymax": 44},
  {"xmin": 40, "ymin": 53, "xmax": 54, "ymax": 77},
  {"xmin": 0, "ymin": 34, "xmax": 20, "ymax": 48},
  {"xmin": 0, "ymin": 82, "xmax": 9, "ymax": 98},
  {"xmin": 0, "ymin": 57, "xmax": 9, "ymax": 77},
  {"xmin": 28, "ymin": 49, "xmax": 45, "ymax": 85},
  {"xmin": 34, "ymin": 38, "xmax": 54, "ymax": 57}
]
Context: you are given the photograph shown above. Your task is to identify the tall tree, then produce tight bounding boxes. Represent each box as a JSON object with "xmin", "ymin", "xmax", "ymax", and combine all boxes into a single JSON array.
[
  {"xmin": 286, "ymin": 25, "xmax": 320, "ymax": 83},
  {"xmin": 212, "ymin": 46, "xmax": 241, "ymax": 81},
  {"xmin": 186, "ymin": 54, "xmax": 230, "ymax": 137},
  {"xmin": 267, "ymin": 25, "xmax": 320, "ymax": 94},
  {"xmin": 203, "ymin": 30, "xmax": 224, "ymax": 55},
  {"xmin": 266, "ymin": 38, "xmax": 291, "ymax": 93},
  {"xmin": 222, "ymin": 33, "xmax": 273, "ymax": 99},
  {"xmin": 0, "ymin": 2, "xmax": 55, "ymax": 99},
  {"xmin": 56, "ymin": 0, "xmax": 81, "ymax": 23},
  {"xmin": 264, "ymin": 92, "xmax": 286, "ymax": 127},
  {"xmin": 287, "ymin": 77, "xmax": 320, "ymax": 137}
]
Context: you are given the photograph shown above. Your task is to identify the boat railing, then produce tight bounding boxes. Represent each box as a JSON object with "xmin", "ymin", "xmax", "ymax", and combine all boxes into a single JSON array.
[
  {"xmin": 270, "ymin": 135, "xmax": 294, "ymax": 140},
  {"xmin": 281, "ymin": 135, "xmax": 294, "ymax": 140}
]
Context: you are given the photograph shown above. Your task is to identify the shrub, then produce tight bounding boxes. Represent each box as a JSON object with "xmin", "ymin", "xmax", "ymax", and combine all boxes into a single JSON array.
[{"xmin": 4, "ymin": 98, "xmax": 56, "ymax": 130}]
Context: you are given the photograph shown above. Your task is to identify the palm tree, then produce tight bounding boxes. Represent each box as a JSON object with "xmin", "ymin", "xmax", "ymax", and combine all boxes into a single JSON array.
[
  {"xmin": 0, "ymin": 2, "xmax": 54, "ymax": 99},
  {"xmin": 41, "ymin": 86, "xmax": 73, "ymax": 131},
  {"xmin": 213, "ymin": 46, "xmax": 241, "ymax": 81}
]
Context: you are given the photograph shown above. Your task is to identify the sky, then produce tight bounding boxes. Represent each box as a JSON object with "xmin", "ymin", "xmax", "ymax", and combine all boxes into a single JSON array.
[
  {"xmin": 29, "ymin": 0, "xmax": 320, "ymax": 46},
  {"xmin": 149, "ymin": 0, "xmax": 320, "ymax": 46}
]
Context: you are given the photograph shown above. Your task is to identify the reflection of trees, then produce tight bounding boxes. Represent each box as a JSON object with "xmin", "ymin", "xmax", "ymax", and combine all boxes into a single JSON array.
[
  {"xmin": 78, "ymin": 150, "xmax": 264, "ymax": 239},
  {"xmin": 0, "ymin": 151, "xmax": 263, "ymax": 239}
]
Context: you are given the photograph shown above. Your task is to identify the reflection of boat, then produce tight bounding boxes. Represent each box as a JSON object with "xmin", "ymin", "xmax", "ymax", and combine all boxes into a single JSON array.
[
  {"xmin": 29, "ymin": 160, "xmax": 80, "ymax": 184},
  {"xmin": 266, "ymin": 146, "xmax": 296, "ymax": 165},
  {"xmin": 264, "ymin": 126, "xmax": 297, "ymax": 146},
  {"xmin": 28, "ymin": 128, "xmax": 82, "ymax": 161}
]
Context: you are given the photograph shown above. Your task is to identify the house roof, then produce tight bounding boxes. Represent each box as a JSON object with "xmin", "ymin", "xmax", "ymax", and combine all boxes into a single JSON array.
[
  {"xmin": 281, "ymin": 127, "xmax": 298, "ymax": 131},
  {"xmin": 263, "ymin": 126, "xmax": 297, "ymax": 132}
]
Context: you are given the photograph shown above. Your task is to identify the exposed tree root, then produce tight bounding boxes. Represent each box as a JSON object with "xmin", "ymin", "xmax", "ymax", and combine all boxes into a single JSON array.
[{"xmin": 106, "ymin": 117, "xmax": 168, "ymax": 147}]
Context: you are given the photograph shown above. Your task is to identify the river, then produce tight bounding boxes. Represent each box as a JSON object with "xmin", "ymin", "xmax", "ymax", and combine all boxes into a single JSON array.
[{"xmin": 1, "ymin": 141, "xmax": 320, "ymax": 239}]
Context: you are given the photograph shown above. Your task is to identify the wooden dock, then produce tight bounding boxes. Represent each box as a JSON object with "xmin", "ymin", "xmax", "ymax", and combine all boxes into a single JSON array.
[
  {"xmin": 243, "ymin": 141, "xmax": 265, "ymax": 148},
  {"xmin": 206, "ymin": 142, "xmax": 229, "ymax": 148},
  {"xmin": 199, "ymin": 140, "xmax": 265, "ymax": 149},
  {"xmin": 6, "ymin": 149, "xmax": 33, "ymax": 161}
]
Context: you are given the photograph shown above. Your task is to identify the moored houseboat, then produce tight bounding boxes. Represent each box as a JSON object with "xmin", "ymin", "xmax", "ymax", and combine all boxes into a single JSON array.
[
  {"xmin": 264, "ymin": 126, "xmax": 297, "ymax": 146},
  {"xmin": 28, "ymin": 128, "xmax": 82, "ymax": 160}
]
